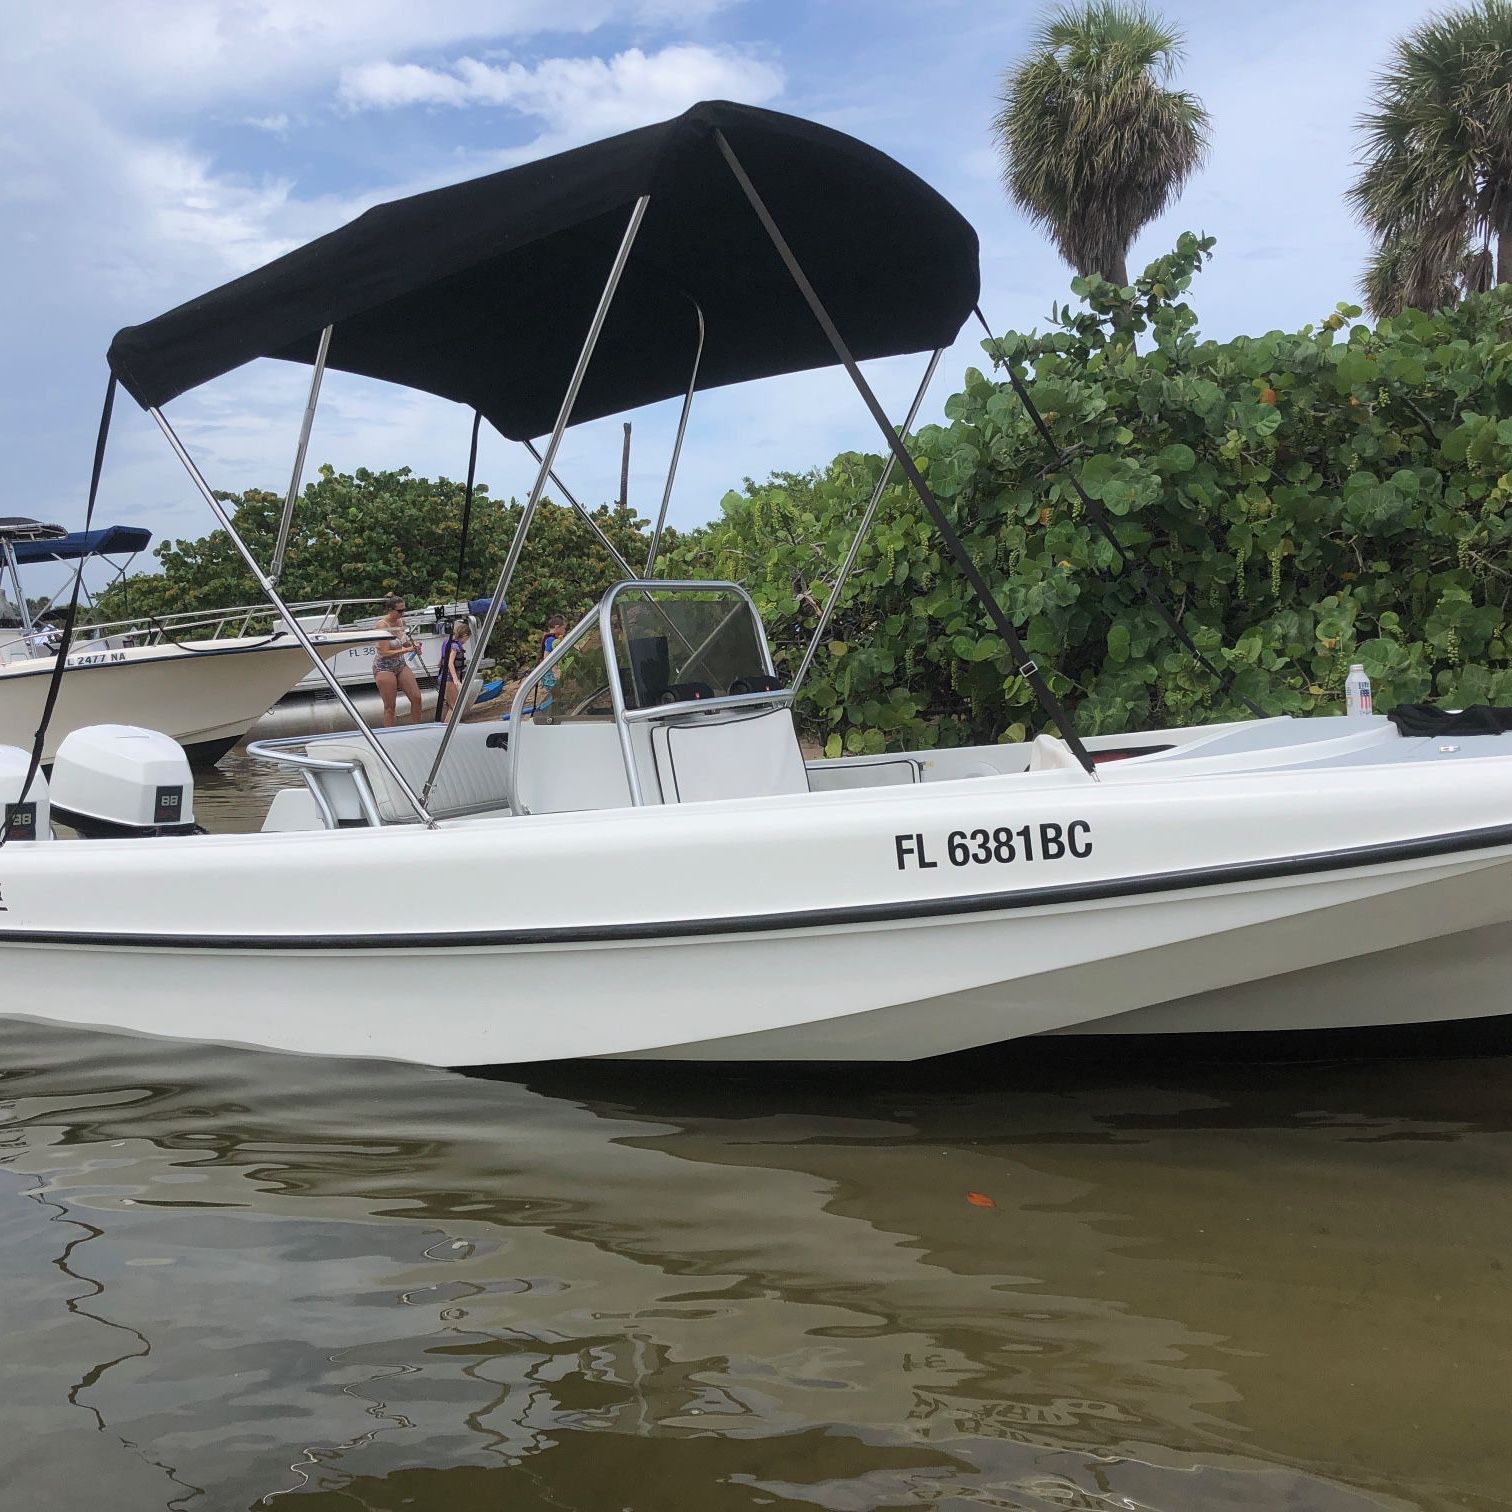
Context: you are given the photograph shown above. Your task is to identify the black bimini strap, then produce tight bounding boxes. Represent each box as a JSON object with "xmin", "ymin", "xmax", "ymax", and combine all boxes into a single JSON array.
[
  {"xmin": 0, "ymin": 373, "xmax": 117, "ymax": 850},
  {"xmin": 716, "ymin": 131, "xmax": 1096, "ymax": 778},
  {"xmin": 456, "ymin": 408, "xmax": 482, "ymax": 590},
  {"xmin": 973, "ymin": 308, "xmax": 1266, "ymax": 721}
]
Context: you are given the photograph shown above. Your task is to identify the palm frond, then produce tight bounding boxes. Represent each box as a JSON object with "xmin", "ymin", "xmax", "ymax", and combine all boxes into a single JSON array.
[{"xmin": 1362, "ymin": 228, "xmax": 1484, "ymax": 317}]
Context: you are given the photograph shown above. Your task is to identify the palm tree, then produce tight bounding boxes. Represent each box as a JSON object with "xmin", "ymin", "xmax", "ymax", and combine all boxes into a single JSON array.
[
  {"xmin": 994, "ymin": 3, "xmax": 1209, "ymax": 289},
  {"xmin": 1351, "ymin": 1, "xmax": 1512, "ymax": 316}
]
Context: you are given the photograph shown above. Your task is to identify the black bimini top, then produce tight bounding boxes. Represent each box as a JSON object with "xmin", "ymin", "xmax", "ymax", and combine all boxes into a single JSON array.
[{"xmin": 105, "ymin": 101, "xmax": 980, "ymax": 441}]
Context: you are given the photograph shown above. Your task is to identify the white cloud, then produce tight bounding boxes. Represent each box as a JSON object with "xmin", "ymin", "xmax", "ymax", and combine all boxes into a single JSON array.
[
  {"xmin": 338, "ymin": 44, "xmax": 784, "ymax": 137},
  {"xmin": 121, "ymin": 144, "xmax": 300, "ymax": 283},
  {"xmin": 1, "ymin": 1, "xmax": 738, "ymax": 109},
  {"xmin": 338, "ymin": 62, "xmax": 474, "ymax": 110}
]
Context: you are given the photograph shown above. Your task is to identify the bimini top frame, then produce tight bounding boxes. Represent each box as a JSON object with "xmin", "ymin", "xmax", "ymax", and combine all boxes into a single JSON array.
[
  {"xmin": 0, "ymin": 521, "xmax": 153, "ymax": 660},
  {"xmin": 65, "ymin": 97, "xmax": 1103, "ymax": 831}
]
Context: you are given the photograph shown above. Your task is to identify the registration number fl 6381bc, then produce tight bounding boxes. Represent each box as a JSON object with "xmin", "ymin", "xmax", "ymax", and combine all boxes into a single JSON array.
[{"xmin": 894, "ymin": 822, "xmax": 1092, "ymax": 871}]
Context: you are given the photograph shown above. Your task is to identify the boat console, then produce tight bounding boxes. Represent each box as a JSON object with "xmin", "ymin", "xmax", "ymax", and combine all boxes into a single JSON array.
[
  {"xmin": 248, "ymin": 576, "xmax": 1446, "ymax": 836},
  {"xmin": 250, "ymin": 579, "xmax": 808, "ymax": 827},
  {"xmin": 507, "ymin": 579, "xmax": 802, "ymax": 812}
]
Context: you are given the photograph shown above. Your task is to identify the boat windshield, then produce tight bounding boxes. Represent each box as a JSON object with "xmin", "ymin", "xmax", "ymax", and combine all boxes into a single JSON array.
[
  {"xmin": 608, "ymin": 587, "xmax": 774, "ymax": 709},
  {"xmin": 543, "ymin": 627, "xmax": 616, "ymax": 722}
]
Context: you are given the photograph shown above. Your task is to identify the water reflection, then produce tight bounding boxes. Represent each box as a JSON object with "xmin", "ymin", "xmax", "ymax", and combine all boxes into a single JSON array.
[{"xmin": 1, "ymin": 1019, "xmax": 1506, "ymax": 1509}]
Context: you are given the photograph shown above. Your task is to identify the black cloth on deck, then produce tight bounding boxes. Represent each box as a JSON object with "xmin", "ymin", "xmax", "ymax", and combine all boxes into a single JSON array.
[{"xmin": 1387, "ymin": 704, "xmax": 1512, "ymax": 737}]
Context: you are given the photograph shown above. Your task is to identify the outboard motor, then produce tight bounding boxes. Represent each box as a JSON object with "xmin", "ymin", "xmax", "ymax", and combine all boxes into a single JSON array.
[
  {"xmin": 0, "ymin": 744, "xmax": 50, "ymax": 841},
  {"xmin": 49, "ymin": 725, "xmax": 200, "ymax": 838}
]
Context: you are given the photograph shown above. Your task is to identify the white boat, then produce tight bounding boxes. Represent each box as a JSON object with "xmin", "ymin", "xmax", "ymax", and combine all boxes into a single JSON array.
[
  {"xmin": 38, "ymin": 594, "xmax": 499, "ymax": 740},
  {"xmin": 104, "ymin": 596, "xmax": 460, "ymax": 696},
  {"xmin": 246, "ymin": 595, "xmax": 495, "ymax": 737},
  {"xmin": 3, "ymin": 101, "xmax": 1510, "ymax": 1066},
  {"xmin": 0, "ymin": 520, "xmax": 384, "ymax": 763}
]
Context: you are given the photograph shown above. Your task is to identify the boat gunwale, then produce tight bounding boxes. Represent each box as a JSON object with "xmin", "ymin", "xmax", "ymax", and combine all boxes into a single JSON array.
[{"xmin": 0, "ymin": 632, "xmax": 385, "ymax": 678}]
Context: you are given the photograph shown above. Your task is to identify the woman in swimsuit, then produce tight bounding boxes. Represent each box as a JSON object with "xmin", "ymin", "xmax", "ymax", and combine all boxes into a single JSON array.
[{"xmin": 374, "ymin": 594, "xmax": 423, "ymax": 726}]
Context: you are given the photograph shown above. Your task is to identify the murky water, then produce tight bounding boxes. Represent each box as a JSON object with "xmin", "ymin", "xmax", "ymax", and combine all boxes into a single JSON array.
[
  {"xmin": 4, "ymin": 755, "xmax": 1511, "ymax": 1510},
  {"xmin": 188, "ymin": 748, "xmax": 292, "ymax": 834}
]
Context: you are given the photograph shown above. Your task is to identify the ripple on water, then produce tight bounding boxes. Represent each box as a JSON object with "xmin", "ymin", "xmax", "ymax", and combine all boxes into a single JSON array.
[{"xmin": 1, "ymin": 1013, "xmax": 1509, "ymax": 1510}]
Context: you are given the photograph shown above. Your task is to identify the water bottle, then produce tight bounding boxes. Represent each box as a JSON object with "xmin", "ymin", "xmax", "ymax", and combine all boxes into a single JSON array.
[{"xmin": 1344, "ymin": 663, "xmax": 1373, "ymax": 716}]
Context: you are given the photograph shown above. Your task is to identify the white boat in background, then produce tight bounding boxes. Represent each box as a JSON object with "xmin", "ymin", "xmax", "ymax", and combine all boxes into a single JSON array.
[
  {"xmin": 246, "ymin": 595, "xmax": 496, "ymax": 737},
  {"xmin": 285, "ymin": 598, "xmax": 489, "ymax": 694},
  {"xmin": 3, "ymin": 100, "xmax": 1511, "ymax": 1066},
  {"xmin": 0, "ymin": 519, "xmax": 384, "ymax": 763},
  {"xmin": 129, "ymin": 595, "xmax": 474, "ymax": 694},
  {"xmin": 43, "ymin": 593, "xmax": 496, "ymax": 739}
]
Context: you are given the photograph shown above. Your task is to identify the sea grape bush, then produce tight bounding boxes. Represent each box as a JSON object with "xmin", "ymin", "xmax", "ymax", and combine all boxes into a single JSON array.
[
  {"xmin": 93, "ymin": 466, "xmax": 649, "ymax": 674},
  {"xmin": 669, "ymin": 233, "xmax": 1512, "ymax": 755},
  {"xmin": 98, "ymin": 237, "xmax": 1512, "ymax": 755}
]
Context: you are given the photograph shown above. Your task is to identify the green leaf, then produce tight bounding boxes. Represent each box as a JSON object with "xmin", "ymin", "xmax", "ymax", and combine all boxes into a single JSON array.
[
  {"xmin": 1442, "ymin": 418, "xmax": 1482, "ymax": 463},
  {"xmin": 1076, "ymin": 453, "xmax": 1123, "ymax": 498}
]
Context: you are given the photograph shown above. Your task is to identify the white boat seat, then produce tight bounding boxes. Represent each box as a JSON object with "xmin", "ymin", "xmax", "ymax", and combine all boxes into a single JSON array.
[
  {"xmin": 512, "ymin": 721, "xmax": 636, "ymax": 814},
  {"xmin": 651, "ymin": 706, "xmax": 809, "ymax": 803},
  {"xmin": 316, "ymin": 724, "xmax": 511, "ymax": 822},
  {"xmin": 1027, "ymin": 733, "xmax": 1090, "ymax": 774}
]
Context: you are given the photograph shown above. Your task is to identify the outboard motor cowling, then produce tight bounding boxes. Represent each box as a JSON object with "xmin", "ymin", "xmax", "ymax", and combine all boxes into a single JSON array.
[
  {"xmin": 0, "ymin": 744, "xmax": 50, "ymax": 841},
  {"xmin": 50, "ymin": 725, "xmax": 199, "ymax": 838}
]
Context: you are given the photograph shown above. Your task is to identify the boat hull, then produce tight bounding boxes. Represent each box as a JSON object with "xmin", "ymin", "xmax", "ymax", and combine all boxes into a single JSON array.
[
  {"xmin": 636, "ymin": 851, "xmax": 1512, "ymax": 1059},
  {"xmin": 245, "ymin": 681, "xmax": 496, "ymax": 739},
  {"xmin": 248, "ymin": 684, "xmax": 440, "ymax": 738},
  {"xmin": 0, "ymin": 634, "xmax": 379, "ymax": 763},
  {"xmin": 2, "ymin": 754, "xmax": 1510, "ymax": 1064},
  {"xmin": 288, "ymin": 628, "xmax": 448, "ymax": 693}
]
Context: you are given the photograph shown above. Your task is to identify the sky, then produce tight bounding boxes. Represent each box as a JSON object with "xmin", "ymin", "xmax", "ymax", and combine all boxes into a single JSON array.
[{"xmin": 0, "ymin": 0, "xmax": 1441, "ymax": 597}]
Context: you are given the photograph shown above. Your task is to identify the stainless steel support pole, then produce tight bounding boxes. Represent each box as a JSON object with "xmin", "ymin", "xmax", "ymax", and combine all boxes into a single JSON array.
[
  {"xmin": 789, "ymin": 348, "xmax": 941, "ymax": 698},
  {"xmin": 521, "ymin": 440, "xmax": 645, "ymax": 582},
  {"xmin": 519, "ymin": 445, "xmax": 696, "ymax": 658},
  {"xmin": 644, "ymin": 300, "xmax": 705, "ymax": 575},
  {"xmin": 2, "ymin": 540, "xmax": 31, "ymax": 642},
  {"xmin": 716, "ymin": 127, "xmax": 1097, "ymax": 779},
  {"xmin": 599, "ymin": 589, "xmax": 644, "ymax": 806},
  {"xmin": 271, "ymin": 324, "xmax": 333, "ymax": 586},
  {"xmin": 422, "ymin": 193, "xmax": 651, "ymax": 803},
  {"xmin": 149, "ymin": 405, "xmax": 436, "ymax": 827}
]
